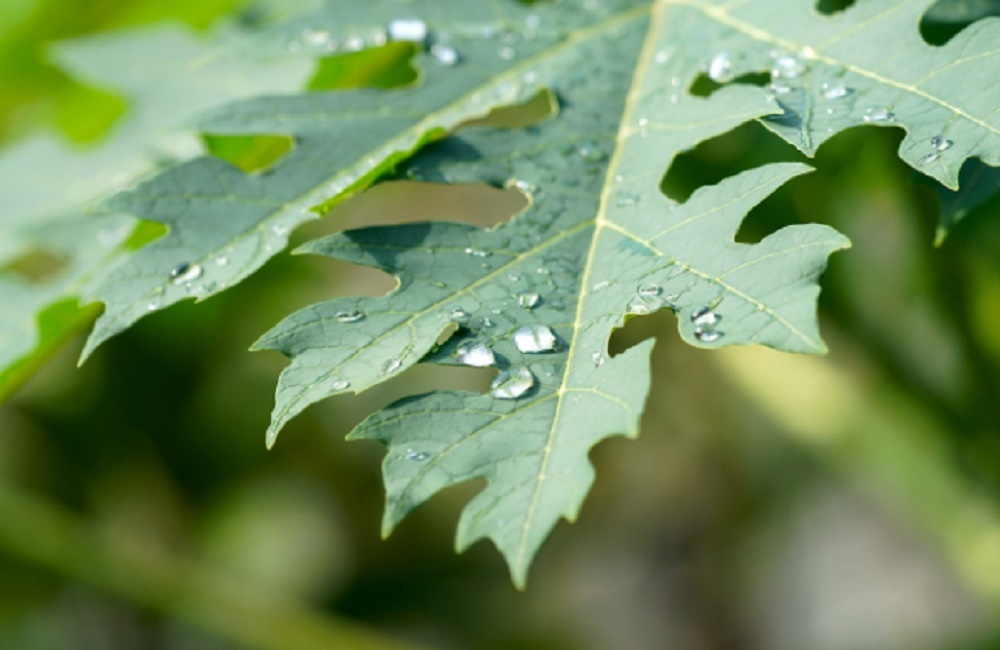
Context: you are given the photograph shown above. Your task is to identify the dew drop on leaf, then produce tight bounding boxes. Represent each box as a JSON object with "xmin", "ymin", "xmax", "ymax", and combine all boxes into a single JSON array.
[
  {"xmin": 591, "ymin": 350, "xmax": 605, "ymax": 367},
  {"xmin": 931, "ymin": 135, "xmax": 953, "ymax": 151},
  {"xmin": 430, "ymin": 43, "xmax": 460, "ymax": 66},
  {"xmin": 695, "ymin": 328, "xmax": 722, "ymax": 342},
  {"xmin": 863, "ymin": 107, "xmax": 895, "ymax": 123},
  {"xmin": 490, "ymin": 366, "xmax": 534, "ymax": 399},
  {"xmin": 637, "ymin": 284, "xmax": 662, "ymax": 298},
  {"xmin": 513, "ymin": 324, "xmax": 557, "ymax": 353},
  {"xmin": 517, "ymin": 291, "xmax": 541, "ymax": 309},
  {"xmin": 215, "ymin": 255, "xmax": 229, "ymax": 267},
  {"xmin": 170, "ymin": 262, "xmax": 203, "ymax": 284},
  {"xmin": 821, "ymin": 82, "xmax": 851, "ymax": 100},
  {"xmin": 388, "ymin": 18, "xmax": 427, "ymax": 43},
  {"xmin": 456, "ymin": 341, "xmax": 495, "ymax": 367},
  {"xmin": 331, "ymin": 378, "xmax": 350, "ymax": 391},
  {"xmin": 498, "ymin": 46, "xmax": 516, "ymax": 60},
  {"xmin": 334, "ymin": 309, "xmax": 365, "ymax": 323},
  {"xmin": 406, "ymin": 449, "xmax": 429, "ymax": 461},
  {"xmin": 691, "ymin": 307, "xmax": 721, "ymax": 327},
  {"xmin": 382, "ymin": 358, "xmax": 403, "ymax": 375},
  {"xmin": 707, "ymin": 52, "xmax": 733, "ymax": 82}
]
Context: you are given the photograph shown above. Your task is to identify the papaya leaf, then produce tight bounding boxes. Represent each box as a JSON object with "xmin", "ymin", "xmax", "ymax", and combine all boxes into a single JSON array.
[
  {"xmin": 0, "ymin": 24, "xmax": 311, "ymax": 391},
  {"xmin": 255, "ymin": 0, "xmax": 848, "ymax": 585},
  {"xmin": 80, "ymin": 0, "xmax": 641, "ymax": 359}
]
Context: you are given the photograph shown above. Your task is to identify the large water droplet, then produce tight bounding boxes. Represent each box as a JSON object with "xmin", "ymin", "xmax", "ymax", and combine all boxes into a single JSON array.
[
  {"xmin": 931, "ymin": 135, "xmax": 953, "ymax": 151},
  {"xmin": 695, "ymin": 328, "xmax": 721, "ymax": 343},
  {"xmin": 513, "ymin": 324, "xmax": 557, "ymax": 353},
  {"xmin": 490, "ymin": 366, "xmax": 535, "ymax": 399},
  {"xmin": 335, "ymin": 309, "xmax": 365, "ymax": 323},
  {"xmin": 170, "ymin": 262, "xmax": 203, "ymax": 284},
  {"xmin": 388, "ymin": 18, "xmax": 428, "ymax": 42},
  {"xmin": 691, "ymin": 307, "xmax": 721, "ymax": 327},
  {"xmin": 430, "ymin": 43, "xmax": 459, "ymax": 66},
  {"xmin": 707, "ymin": 52, "xmax": 733, "ymax": 82},
  {"xmin": 517, "ymin": 291, "xmax": 541, "ymax": 309},
  {"xmin": 862, "ymin": 107, "xmax": 895, "ymax": 123},
  {"xmin": 456, "ymin": 341, "xmax": 495, "ymax": 367}
]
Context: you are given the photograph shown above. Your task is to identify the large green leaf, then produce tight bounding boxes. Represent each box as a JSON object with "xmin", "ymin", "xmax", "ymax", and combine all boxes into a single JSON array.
[{"xmin": 256, "ymin": 0, "xmax": 848, "ymax": 585}]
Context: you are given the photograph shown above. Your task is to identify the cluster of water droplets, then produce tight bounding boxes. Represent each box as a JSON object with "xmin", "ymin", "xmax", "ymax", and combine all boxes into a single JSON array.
[
  {"xmin": 920, "ymin": 133, "xmax": 954, "ymax": 166},
  {"xmin": 690, "ymin": 306, "xmax": 723, "ymax": 343}
]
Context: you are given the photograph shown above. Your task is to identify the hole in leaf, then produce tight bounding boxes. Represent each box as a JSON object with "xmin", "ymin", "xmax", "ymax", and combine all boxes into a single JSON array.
[
  {"xmin": 462, "ymin": 89, "xmax": 557, "ymax": 129},
  {"xmin": 661, "ymin": 121, "xmax": 804, "ymax": 203},
  {"xmin": 919, "ymin": 1, "xmax": 1000, "ymax": 45},
  {"xmin": 203, "ymin": 134, "xmax": 294, "ymax": 174},
  {"xmin": 3, "ymin": 249, "xmax": 69, "ymax": 283},
  {"xmin": 308, "ymin": 42, "xmax": 418, "ymax": 91},
  {"xmin": 815, "ymin": 0, "xmax": 856, "ymax": 15},
  {"xmin": 689, "ymin": 71, "xmax": 770, "ymax": 98}
]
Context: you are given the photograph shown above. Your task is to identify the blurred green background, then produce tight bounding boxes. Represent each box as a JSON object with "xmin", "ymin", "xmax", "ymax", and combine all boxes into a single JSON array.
[{"xmin": 4, "ymin": 1, "xmax": 1000, "ymax": 649}]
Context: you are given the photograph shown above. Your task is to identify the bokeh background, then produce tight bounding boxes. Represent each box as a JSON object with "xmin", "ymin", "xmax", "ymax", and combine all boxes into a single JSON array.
[{"xmin": 3, "ymin": 1, "xmax": 1000, "ymax": 648}]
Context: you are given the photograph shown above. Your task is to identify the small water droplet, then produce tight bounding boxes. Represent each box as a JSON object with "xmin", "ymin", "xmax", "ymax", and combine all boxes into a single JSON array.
[
  {"xmin": 513, "ymin": 179, "xmax": 537, "ymax": 194},
  {"xmin": 655, "ymin": 50, "xmax": 670, "ymax": 64},
  {"xmin": 498, "ymin": 46, "xmax": 516, "ymax": 60},
  {"xmin": 490, "ymin": 366, "xmax": 535, "ymax": 399},
  {"xmin": 170, "ymin": 262, "xmax": 203, "ymax": 284},
  {"xmin": 405, "ymin": 449, "xmax": 429, "ymax": 461},
  {"xmin": 863, "ymin": 107, "xmax": 895, "ymax": 123},
  {"xmin": 578, "ymin": 144, "xmax": 606, "ymax": 162},
  {"xmin": 147, "ymin": 299, "xmax": 161, "ymax": 311},
  {"xmin": 591, "ymin": 350, "xmax": 605, "ymax": 367},
  {"xmin": 456, "ymin": 341, "xmax": 495, "ymax": 367},
  {"xmin": 215, "ymin": 255, "xmax": 229, "ymax": 267},
  {"xmin": 382, "ymin": 358, "xmax": 403, "ymax": 374},
  {"xmin": 302, "ymin": 28, "xmax": 332, "ymax": 48},
  {"xmin": 517, "ymin": 291, "xmax": 541, "ymax": 309},
  {"xmin": 695, "ymin": 328, "xmax": 722, "ymax": 342},
  {"xmin": 464, "ymin": 247, "xmax": 491, "ymax": 257},
  {"xmin": 450, "ymin": 306, "xmax": 470, "ymax": 320},
  {"xmin": 592, "ymin": 280, "xmax": 610, "ymax": 292},
  {"xmin": 430, "ymin": 43, "xmax": 460, "ymax": 66},
  {"xmin": 637, "ymin": 284, "xmax": 662, "ymax": 298},
  {"xmin": 798, "ymin": 46, "xmax": 817, "ymax": 60},
  {"xmin": 330, "ymin": 378, "xmax": 350, "ymax": 391},
  {"xmin": 920, "ymin": 152, "xmax": 940, "ymax": 165},
  {"xmin": 345, "ymin": 36, "xmax": 365, "ymax": 51},
  {"xmin": 931, "ymin": 135, "xmax": 953, "ymax": 151},
  {"xmin": 271, "ymin": 223, "xmax": 291, "ymax": 236},
  {"xmin": 627, "ymin": 297, "xmax": 652, "ymax": 315},
  {"xmin": 388, "ymin": 18, "xmax": 428, "ymax": 42},
  {"xmin": 772, "ymin": 55, "xmax": 805, "ymax": 79},
  {"xmin": 708, "ymin": 52, "xmax": 733, "ymax": 82},
  {"xmin": 335, "ymin": 309, "xmax": 365, "ymax": 323},
  {"xmin": 821, "ymin": 82, "xmax": 851, "ymax": 100},
  {"xmin": 513, "ymin": 324, "xmax": 557, "ymax": 353},
  {"xmin": 616, "ymin": 192, "xmax": 640, "ymax": 208}
]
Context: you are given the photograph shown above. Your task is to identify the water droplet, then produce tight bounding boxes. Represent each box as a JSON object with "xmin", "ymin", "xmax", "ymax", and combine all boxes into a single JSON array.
[
  {"xmin": 591, "ymin": 350, "xmax": 605, "ymax": 367},
  {"xmin": 215, "ymin": 255, "xmax": 229, "ymax": 267},
  {"xmin": 655, "ymin": 50, "xmax": 670, "ymax": 64},
  {"xmin": 490, "ymin": 366, "xmax": 535, "ymax": 399},
  {"xmin": 335, "ymin": 309, "xmax": 365, "ymax": 323},
  {"xmin": 525, "ymin": 14, "xmax": 541, "ymax": 29},
  {"xmin": 430, "ymin": 43, "xmax": 459, "ymax": 66},
  {"xmin": 450, "ymin": 307, "xmax": 470, "ymax": 320},
  {"xmin": 772, "ymin": 55, "xmax": 805, "ymax": 79},
  {"xmin": 513, "ymin": 179, "xmax": 537, "ymax": 194},
  {"xmin": 388, "ymin": 18, "xmax": 428, "ymax": 42},
  {"xmin": 147, "ymin": 299, "xmax": 161, "ymax": 311},
  {"xmin": 345, "ymin": 36, "xmax": 365, "ymax": 51},
  {"xmin": 707, "ymin": 52, "xmax": 733, "ymax": 82},
  {"xmin": 517, "ymin": 291, "xmax": 541, "ymax": 309},
  {"xmin": 862, "ymin": 107, "xmax": 895, "ymax": 123},
  {"xmin": 271, "ymin": 223, "xmax": 290, "ymax": 236},
  {"xmin": 302, "ymin": 28, "xmax": 332, "ymax": 48},
  {"xmin": 616, "ymin": 192, "xmax": 640, "ymax": 208},
  {"xmin": 464, "ymin": 247, "xmax": 491, "ymax": 257},
  {"xmin": 627, "ymin": 297, "xmax": 652, "ymax": 315},
  {"xmin": 578, "ymin": 144, "xmax": 606, "ymax": 161},
  {"xmin": 513, "ymin": 324, "xmax": 557, "ymax": 353},
  {"xmin": 330, "ymin": 378, "xmax": 350, "ymax": 391},
  {"xmin": 498, "ymin": 46, "xmax": 516, "ymax": 60},
  {"xmin": 592, "ymin": 280, "xmax": 610, "ymax": 292},
  {"xmin": 170, "ymin": 262, "xmax": 203, "ymax": 284},
  {"xmin": 931, "ymin": 135, "xmax": 953, "ymax": 151},
  {"xmin": 798, "ymin": 46, "xmax": 817, "ymax": 60},
  {"xmin": 821, "ymin": 82, "xmax": 851, "ymax": 100},
  {"xmin": 920, "ymin": 152, "xmax": 940, "ymax": 165},
  {"xmin": 382, "ymin": 358, "xmax": 403, "ymax": 374},
  {"xmin": 406, "ymin": 449, "xmax": 429, "ymax": 461},
  {"xmin": 691, "ymin": 307, "xmax": 721, "ymax": 327},
  {"xmin": 637, "ymin": 284, "xmax": 662, "ymax": 298},
  {"xmin": 695, "ymin": 328, "xmax": 722, "ymax": 342},
  {"xmin": 456, "ymin": 341, "xmax": 495, "ymax": 367}
]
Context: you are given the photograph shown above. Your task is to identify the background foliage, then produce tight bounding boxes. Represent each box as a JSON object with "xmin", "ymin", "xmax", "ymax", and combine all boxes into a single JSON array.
[{"xmin": 3, "ymin": 1, "xmax": 1000, "ymax": 649}]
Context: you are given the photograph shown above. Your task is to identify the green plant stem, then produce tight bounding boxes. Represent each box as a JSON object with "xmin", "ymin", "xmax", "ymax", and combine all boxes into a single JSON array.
[{"xmin": 0, "ymin": 480, "xmax": 428, "ymax": 650}]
